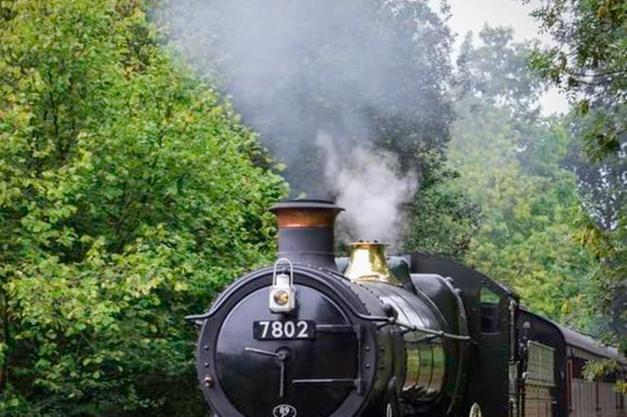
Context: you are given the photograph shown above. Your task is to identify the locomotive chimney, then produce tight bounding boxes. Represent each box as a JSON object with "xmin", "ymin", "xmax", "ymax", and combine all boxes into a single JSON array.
[{"xmin": 270, "ymin": 200, "xmax": 343, "ymax": 271}]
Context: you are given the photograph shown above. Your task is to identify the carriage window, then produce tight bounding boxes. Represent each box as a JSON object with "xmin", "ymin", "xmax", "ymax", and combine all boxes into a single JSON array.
[
  {"xmin": 526, "ymin": 341, "xmax": 556, "ymax": 386},
  {"xmin": 480, "ymin": 287, "xmax": 501, "ymax": 333}
]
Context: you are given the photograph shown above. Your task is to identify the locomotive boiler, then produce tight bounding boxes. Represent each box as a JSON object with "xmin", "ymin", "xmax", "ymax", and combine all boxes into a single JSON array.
[{"xmin": 187, "ymin": 200, "xmax": 627, "ymax": 417}]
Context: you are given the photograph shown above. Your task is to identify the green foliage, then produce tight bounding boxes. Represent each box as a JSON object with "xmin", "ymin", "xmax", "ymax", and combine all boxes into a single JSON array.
[
  {"xmin": 450, "ymin": 28, "xmax": 602, "ymax": 325},
  {"xmin": 525, "ymin": 0, "xmax": 626, "ymax": 160},
  {"xmin": 406, "ymin": 170, "xmax": 482, "ymax": 259},
  {"xmin": 457, "ymin": 26, "xmax": 543, "ymax": 114},
  {"xmin": 525, "ymin": 0, "xmax": 625, "ymax": 350},
  {"xmin": 0, "ymin": 0, "xmax": 286, "ymax": 415},
  {"xmin": 0, "ymin": 0, "xmax": 622, "ymax": 415},
  {"xmin": 582, "ymin": 358, "xmax": 618, "ymax": 382},
  {"xmin": 582, "ymin": 359, "xmax": 626, "ymax": 394}
]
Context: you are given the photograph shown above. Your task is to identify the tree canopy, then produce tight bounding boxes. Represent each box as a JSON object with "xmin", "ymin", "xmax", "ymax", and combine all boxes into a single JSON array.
[
  {"xmin": 525, "ymin": 0, "xmax": 626, "ymax": 159},
  {"xmin": 525, "ymin": 0, "xmax": 625, "ymax": 348},
  {"xmin": 450, "ymin": 27, "xmax": 604, "ymax": 328},
  {"xmin": 0, "ymin": 0, "xmax": 285, "ymax": 415},
  {"xmin": 0, "ymin": 0, "xmax": 624, "ymax": 415}
]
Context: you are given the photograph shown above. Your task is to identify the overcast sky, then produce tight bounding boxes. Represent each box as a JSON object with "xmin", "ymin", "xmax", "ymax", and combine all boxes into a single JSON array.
[
  {"xmin": 444, "ymin": 0, "xmax": 570, "ymax": 114},
  {"xmin": 448, "ymin": 0, "xmax": 545, "ymax": 43}
]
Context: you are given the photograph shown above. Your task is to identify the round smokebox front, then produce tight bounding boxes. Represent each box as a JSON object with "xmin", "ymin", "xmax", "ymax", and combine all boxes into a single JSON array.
[{"xmin": 198, "ymin": 273, "xmax": 363, "ymax": 417}]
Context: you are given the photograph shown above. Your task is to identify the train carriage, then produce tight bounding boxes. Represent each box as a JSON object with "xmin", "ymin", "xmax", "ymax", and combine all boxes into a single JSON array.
[
  {"xmin": 557, "ymin": 323, "xmax": 626, "ymax": 417},
  {"xmin": 413, "ymin": 252, "xmax": 627, "ymax": 417}
]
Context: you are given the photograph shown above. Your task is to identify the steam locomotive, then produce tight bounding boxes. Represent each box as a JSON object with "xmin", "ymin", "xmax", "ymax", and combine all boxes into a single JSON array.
[{"xmin": 187, "ymin": 200, "xmax": 627, "ymax": 417}]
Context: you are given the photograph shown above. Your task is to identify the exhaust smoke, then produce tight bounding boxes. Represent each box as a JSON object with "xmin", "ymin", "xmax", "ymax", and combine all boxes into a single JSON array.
[
  {"xmin": 161, "ymin": 0, "xmax": 451, "ymax": 244},
  {"xmin": 317, "ymin": 132, "xmax": 417, "ymax": 244}
]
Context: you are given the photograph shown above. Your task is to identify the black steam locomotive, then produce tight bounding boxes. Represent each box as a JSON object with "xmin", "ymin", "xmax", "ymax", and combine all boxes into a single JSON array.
[{"xmin": 187, "ymin": 200, "xmax": 627, "ymax": 417}]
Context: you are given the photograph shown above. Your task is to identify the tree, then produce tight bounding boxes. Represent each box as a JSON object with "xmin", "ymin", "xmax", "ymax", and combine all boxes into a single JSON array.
[
  {"xmin": 450, "ymin": 27, "xmax": 602, "ymax": 327},
  {"xmin": 0, "ymin": 1, "xmax": 286, "ymax": 415},
  {"xmin": 524, "ymin": 0, "xmax": 626, "ymax": 159},
  {"xmin": 525, "ymin": 0, "xmax": 625, "ymax": 348},
  {"xmin": 456, "ymin": 27, "xmax": 543, "ymax": 115}
]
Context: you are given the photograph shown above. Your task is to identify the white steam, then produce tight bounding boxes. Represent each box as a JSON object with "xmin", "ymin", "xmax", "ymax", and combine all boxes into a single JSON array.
[
  {"xmin": 161, "ymin": 0, "xmax": 450, "ymax": 244},
  {"xmin": 317, "ymin": 133, "xmax": 417, "ymax": 244}
]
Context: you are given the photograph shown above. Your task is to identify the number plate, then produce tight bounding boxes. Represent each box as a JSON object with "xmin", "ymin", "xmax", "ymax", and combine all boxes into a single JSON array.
[{"xmin": 253, "ymin": 320, "xmax": 316, "ymax": 340}]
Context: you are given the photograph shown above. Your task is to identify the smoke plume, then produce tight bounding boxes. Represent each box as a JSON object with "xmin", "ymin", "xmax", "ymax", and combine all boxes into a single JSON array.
[
  {"xmin": 161, "ymin": 0, "xmax": 452, "ymax": 244},
  {"xmin": 317, "ymin": 132, "xmax": 417, "ymax": 243}
]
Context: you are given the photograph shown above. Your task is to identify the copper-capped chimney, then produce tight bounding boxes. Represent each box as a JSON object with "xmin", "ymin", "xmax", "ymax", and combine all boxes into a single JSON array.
[{"xmin": 270, "ymin": 200, "xmax": 343, "ymax": 270}]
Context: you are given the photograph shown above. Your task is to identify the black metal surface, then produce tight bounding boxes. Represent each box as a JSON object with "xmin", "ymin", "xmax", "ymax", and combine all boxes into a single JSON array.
[
  {"xmin": 188, "ymin": 242, "xmax": 624, "ymax": 417},
  {"xmin": 277, "ymin": 227, "xmax": 338, "ymax": 270},
  {"xmin": 410, "ymin": 252, "xmax": 515, "ymax": 417},
  {"xmin": 216, "ymin": 285, "xmax": 357, "ymax": 416},
  {"xmin": 387, "ymin": 256, "xmax": 412, "ymax": 286},
  {"xmin": 194, "ymin": 266, "xmax": 394, "ymax": 417},
  {"xmin": 365, "ymin": 283, "xmax": 448, "ymax": 402},
  {"xmin": 409, "ymin": 273, "xmax": 470, "ymax": 416}
]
